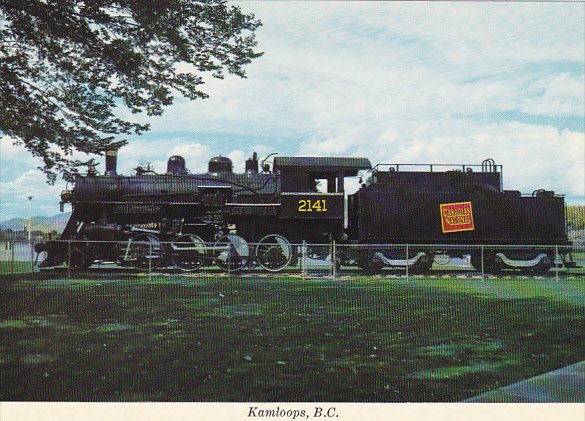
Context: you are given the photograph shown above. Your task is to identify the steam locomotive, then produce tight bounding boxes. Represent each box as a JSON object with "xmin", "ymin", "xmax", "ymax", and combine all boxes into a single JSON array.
[{"xmin": 35, "ymin": 149, "xmax": 576, "ymax": 273}]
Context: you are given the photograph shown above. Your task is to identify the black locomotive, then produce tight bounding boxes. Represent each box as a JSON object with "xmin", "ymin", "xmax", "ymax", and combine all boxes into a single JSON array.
[{"xmin": 35, "ymin": 149, "xmax": 576, "ymax": 273}]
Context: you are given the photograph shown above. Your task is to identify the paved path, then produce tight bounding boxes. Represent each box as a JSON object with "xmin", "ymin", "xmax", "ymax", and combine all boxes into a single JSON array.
[{"xmin": 463, "ymin": 361, "xmax": 585, "ymax": 402}]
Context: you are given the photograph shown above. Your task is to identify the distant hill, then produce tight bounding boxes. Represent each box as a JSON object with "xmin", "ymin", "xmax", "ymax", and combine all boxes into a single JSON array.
[{"xmin": 0, "ymin": 212, "xmax": 71, "ymax": 233}]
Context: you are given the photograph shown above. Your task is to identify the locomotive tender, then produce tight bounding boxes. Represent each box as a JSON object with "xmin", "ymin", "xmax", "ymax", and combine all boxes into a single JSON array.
[{"xmin": 35, "ymin": 149, "xmax": 575, "ymax": 273}]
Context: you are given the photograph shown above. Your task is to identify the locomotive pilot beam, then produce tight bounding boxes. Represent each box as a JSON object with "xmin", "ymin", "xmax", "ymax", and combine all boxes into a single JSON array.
[{"xmin": 35, "ymin": 150, "xmax": 576, "ymax": 274}]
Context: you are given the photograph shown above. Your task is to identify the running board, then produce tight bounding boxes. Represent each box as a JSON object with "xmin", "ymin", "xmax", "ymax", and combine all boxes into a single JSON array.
[
  {"xmin": 373, "ymin": 251, "xmax": 426, "ymax": 267},
  {"xmin": 495, "ymin": 253, "xmax": 548, "ymax": 268}
]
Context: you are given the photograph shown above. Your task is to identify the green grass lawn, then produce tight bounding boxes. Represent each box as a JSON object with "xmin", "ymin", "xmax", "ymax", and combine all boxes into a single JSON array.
[
  {"xmin": 0, "ymin": 274, "xmax": 584, "ymax": 402},
  {"xmin": 0, "ymin": 261, "xmax": 34, "ymax": 275}
]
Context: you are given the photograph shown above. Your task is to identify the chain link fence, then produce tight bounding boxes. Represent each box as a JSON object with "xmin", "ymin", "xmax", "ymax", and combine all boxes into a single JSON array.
[
  {"xmin": 0, "ymin": 240, "xmax": 36, "ymax": 276},
  {"xmin": 2, "ymin": 238, "xmax": 584, "ymax": 281}
]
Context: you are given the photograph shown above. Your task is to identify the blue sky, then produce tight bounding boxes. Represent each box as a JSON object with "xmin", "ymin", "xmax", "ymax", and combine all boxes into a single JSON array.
[{"xmin": 1, "ymin": 2, "xmax": 584, "ymax": 220}]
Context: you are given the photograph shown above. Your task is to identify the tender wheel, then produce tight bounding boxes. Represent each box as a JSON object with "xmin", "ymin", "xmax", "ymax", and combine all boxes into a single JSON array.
[
  {"xmin": 214, "ymin": 234, "xmax": 249, "ymax": 271},
  {"xmin": 409, "ymin": 252, "xmax": 434, "ymax": 274},
  {"xmin": 362, "ymin": 262, "xmax": 383, "ymax": 275},
  {"xmin": 125, "ymin": 234, "xmax": 162, "ymax": 270},
  {"xmin": 255, "ymin": 234, "xmax": 293, "ymax": 272},
  {"xmin": 485, "ymin": 261, "xmax": 502, "ymax": 274},
  {"xmin": 531, "ymin": 253, "xmax": 553, "ymax": 275},
  {"xmin": 470, "ymin": 253, "xmax": 480, "ymax": 271},
  {"xmin": 358, "ymin": 250, "xmax": 383, "ymax": 275},
  {"xmin": 65, "ymin": 247, "xmax": 88, "ymax": 271},
  {"xmin": 471, "ymin": 252, "xmax": 501, "ymax": 274},
  {"xmin": 170, "ymin": 234, "xmax": 207, "ymax": 271}
]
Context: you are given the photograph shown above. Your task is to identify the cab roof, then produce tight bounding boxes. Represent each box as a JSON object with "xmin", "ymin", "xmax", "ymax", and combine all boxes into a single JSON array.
[{"xmin": 273, "ymin": 157, "xmax": 371, "ymax": 176}]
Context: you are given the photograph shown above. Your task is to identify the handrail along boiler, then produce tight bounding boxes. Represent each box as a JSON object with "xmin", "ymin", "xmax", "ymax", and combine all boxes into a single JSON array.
[{"xmin": 35, "ymin": 150, "xmax": 577, "ymax": 273}]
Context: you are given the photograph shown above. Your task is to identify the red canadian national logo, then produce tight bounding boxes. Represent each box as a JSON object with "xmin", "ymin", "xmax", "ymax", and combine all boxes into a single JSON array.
[{"xmin": 440, "ymin": 201, "xmax": 475, "ymax": 233}]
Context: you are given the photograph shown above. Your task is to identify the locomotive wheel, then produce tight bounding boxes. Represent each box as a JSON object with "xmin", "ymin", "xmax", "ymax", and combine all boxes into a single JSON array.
[
  {"xmin": 65, "ymin": 247, "xmax": 88, "ymax": 271},
  {"xmin": 126, "ymin": 234, "xmax": 162, "ymax": 270},
  {"xmin": 255, "ymin": 234, "xmax": 293, "ymax": 272},
  {"xmin": 335, "ymin": 250, "xmax": 349, "ymax": 271},
  {"xmin": 170, "ymin": 234, "xmax": 207, "ymax": 271},
  {"xmin": 214, "ymin": 234, "xmax": 249, "ymax": 272}
]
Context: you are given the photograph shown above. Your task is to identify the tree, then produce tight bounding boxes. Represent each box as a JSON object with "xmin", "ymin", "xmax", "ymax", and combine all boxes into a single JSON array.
[
  {"xmin": 567, "ymin": 205, "xmax": 585, "ymax": 230},
  {"xmin": 0, "ymin": 0, "xmax": 262, "ymax": 182}
]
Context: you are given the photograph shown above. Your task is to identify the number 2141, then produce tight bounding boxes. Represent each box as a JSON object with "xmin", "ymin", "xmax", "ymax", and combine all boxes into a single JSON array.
[{"xmin": 298, "ymin": 199, "xmax": 327, "ymax": 212}]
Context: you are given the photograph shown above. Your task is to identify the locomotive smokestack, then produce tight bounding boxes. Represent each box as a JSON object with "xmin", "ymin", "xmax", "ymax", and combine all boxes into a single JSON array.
[{"xmin": 105, "ymin": 148, "xmax": 118, "ymax": 176}]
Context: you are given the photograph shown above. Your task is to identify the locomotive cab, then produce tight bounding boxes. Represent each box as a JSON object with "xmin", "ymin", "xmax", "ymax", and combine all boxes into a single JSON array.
[
  {"xmin": 273, "ymin": 157, "xmax": 371, "ymax": 237},
  {"xmin": 274, "ymin": 157, "xmax": 371, "ymax": 193}
]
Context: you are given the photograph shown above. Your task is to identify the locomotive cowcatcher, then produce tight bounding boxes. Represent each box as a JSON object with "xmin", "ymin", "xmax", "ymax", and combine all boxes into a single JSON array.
[{"xmin": 35, "ymin": 149, "xmax": 577, "ymax": 273}]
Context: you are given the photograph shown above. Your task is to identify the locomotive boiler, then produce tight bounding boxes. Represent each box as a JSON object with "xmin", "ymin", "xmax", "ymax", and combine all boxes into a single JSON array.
[
  {"xmin": 35, "ymin": 149, "xmax": 576, "ymax": 273},
  {"xmin": 36, "ymin": 150, "xmax": 370, "ymax": 271}
]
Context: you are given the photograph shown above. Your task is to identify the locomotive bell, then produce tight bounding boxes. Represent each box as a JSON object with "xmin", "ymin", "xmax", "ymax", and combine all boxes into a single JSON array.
[
  {"xmin": 208, "ymin": 155, "xmax": 233, "ymax": 174},
  {"xmin": 167, "ymin": 155, "xmax": 186, "ymax": 175}
]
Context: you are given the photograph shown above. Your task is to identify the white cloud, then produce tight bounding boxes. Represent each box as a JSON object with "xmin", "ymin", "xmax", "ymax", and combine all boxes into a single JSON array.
[
  {"xmin": 1, "ymin": 137, "xmax": 44, "ymax": 173},
  {"xmin": 137, "ymin": 2, "xmax": 583, "ymax": 147},
  {"xmin": 520, "ymin": 73, "xmax": 585, "ymax": 116},
  {"xmin": 0, "ymin": 169, "xmax": 65, "ymax": 219},
  {"xmin": 1, "ymin": 169, "xmax": 61, "ymax": 199}
]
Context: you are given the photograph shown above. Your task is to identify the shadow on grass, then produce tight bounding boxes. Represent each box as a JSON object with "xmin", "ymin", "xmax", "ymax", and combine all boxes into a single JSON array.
[{"xmin": 1, "ymin": 276, "xmax": 584, "ymax": 401}]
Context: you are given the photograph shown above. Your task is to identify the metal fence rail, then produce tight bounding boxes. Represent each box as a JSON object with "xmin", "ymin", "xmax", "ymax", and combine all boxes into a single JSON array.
[{"xmin": 2, "ymin": 239, "xmax": 584, "ymax": 281}]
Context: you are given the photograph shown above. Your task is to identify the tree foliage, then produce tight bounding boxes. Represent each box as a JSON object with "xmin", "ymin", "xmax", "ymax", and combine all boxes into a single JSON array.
[
  {"xmin": 567, "ymin": 205, "xmax": 585, "ymax": 230},
  {"xmin": 0, "ymin": 0, "xmax": 262, "ymax": 182}
]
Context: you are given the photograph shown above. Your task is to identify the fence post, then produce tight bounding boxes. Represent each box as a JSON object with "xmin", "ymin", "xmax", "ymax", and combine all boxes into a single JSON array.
[
  {"xmin": 555, "ymin": 244, "xmax": 559, "ymax": 282},
  {"xmin": 148, "ymin": 239, "xmax": 152, "ymax": 278},
  {"xmin": 405, "ymin": 243, "xmax": 409, "ymax": 282},
  {"xmin": 302, "ymin": 240, "xmax": 307, "ymax": 280},
  {"xmin": 481, "ymin": 245, "xmax": 485, "ymax": 280},
  {"xmin": 30, "ymin": 238, "xmax": 34, "ymax": 275},
  {"xmin": 332, "ymin": 241, "xmax": 336, "ymax": 281},
  {"xmin": 28, "ymin": 237, "xmax": 35, "ymax": 281},
  {"xmin": 227, "ymin": 242, "xmax": 231, "ymax": 278},
  {"xmin": 11, "ymin": 242, "xmax": 15, "ymax": 277},
  {"xmin": 67, "ymin": 240, "xmax": 71, "ymax": 279}
]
